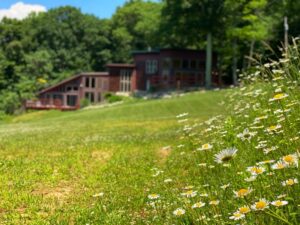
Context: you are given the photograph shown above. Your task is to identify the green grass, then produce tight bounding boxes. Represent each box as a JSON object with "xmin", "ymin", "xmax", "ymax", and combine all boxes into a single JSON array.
[{"xmin": 0, "ymin": 90, "xmax": 226, "ymax": 224}]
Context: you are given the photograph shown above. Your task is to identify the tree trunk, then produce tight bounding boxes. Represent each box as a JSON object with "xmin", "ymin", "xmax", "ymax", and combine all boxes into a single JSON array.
[
  {"xmin": 205, "ymin": 32, "xmax": 212, "ymax": 89},
  {"xmin": 247, "ymin": 40, "xmax": 255, "ymax": 68},
  {"xmin": 232, "ymin": 39, "xmax": 238, "ymax": 86}
]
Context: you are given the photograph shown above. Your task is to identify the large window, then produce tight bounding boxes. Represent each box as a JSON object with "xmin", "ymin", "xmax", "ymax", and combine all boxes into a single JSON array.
[
  {"xmin": 146, "ymin": 60, "xmax": 158, "ymax": 74},
  {"xmin": 120, "ymin": 70, "xmax": 131, "ymax": 92},
  {"xmin": 85, "ymin": 77, "xmax": 96, "ymax": 88},
  {"xmin": 85, "ymin": 92, "xmax": 95, "ymax": 103}
]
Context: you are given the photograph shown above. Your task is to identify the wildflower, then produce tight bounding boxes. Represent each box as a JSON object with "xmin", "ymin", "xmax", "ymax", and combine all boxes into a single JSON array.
[
  {"xmin": 271, "ymin": 161, "xmax": 287, "ymax": 170},
  {"xmin": 181, "ymin": 190, "xmax": 197, "ymax": 198},
  {"xmin": 199, "ymin": 193, "xmax": 208, "ymax": 197},
  {"xmin": 92, "ymin": 192, "xmax": 104, "ymax": 197},
  {"xmin": 220, "ymin": 183, "xmax": 230, "ymax": 190},
  {"xmin": 229, "ymin": 211, "xmax": 245, "ymax": 220},
  {"xmin": 263, "ymin": 146, "xmax": 278, "ymax": 154},
  {"xmin": 198, "ymin": 163, "xmax": 207, "ymax": 167},
  {"xmin": 247, "ymin": 166, "xmax": 265, "ymax": 176},
  {"xmin": 176, "ymin": 113, "xmax": 189, "ymax": 118},
  {"xmin": 197, "ymin": 143, "xmax": 213, "ymax": 151},
  {"xmin": 214, "ymin": 148, "xmax": 238, "ymax": 164},
  {"xmin": 251, "ymin": 199, "xmax": 269, "ymax": 211},
  {"xmin": 209, "ymin": 200, "xmax": 220, "ymax": 205},
  {"xmin": 173, "ymin": 208, "xmax": 185, "ymax": 216},
  {"xmin": 282, "ymin": 178, "xmax": 298, "ymax": 186},
  {"xmin": 148, "ymin": 194, "xmax": 160, "ymax": 200},
  {"xmin": 183, "ymin": 185, "xmax": 194, "ymax": 190},
  {"xmin": 234, "ymin": 188, "xmax": 253, "ymax": 198},
  {"xmin": 277, "ymin": 194, "xmax": 287, "ymax": 199},
  {"xmin": 266, "ymin": 124, "xmax": 282, "ymax": 133},
  {"xmin": 192, "ymin": 202, "xmax": 205, "ymax": 209},
  {"xmin": 238, "ymin": 206, "xmax": 251, "ymax": 214},
  {"xmin": 237, "ymin": 128, "xmax": 257, "ymax": 141},
  {"xmin": 257, "ymin": 160, "xmax": 275, "ymax": 165},
  {"xmin": 269, "ymin": 93, "xmax": 288, "ymax": 102},
  {"xmin": 164, "ymin": 178, "xmax": 173, "ymax": 183},
  {"xmin": 271, "ymin": 200, "xmax": 288, "ymax": 207},
  {"xmin": 282, "ymin": 154, "xmax": 298, "ymax": 167},
  {"xmin": 245, "ymin": 176, "xmax": 257, "ymax": 182}
]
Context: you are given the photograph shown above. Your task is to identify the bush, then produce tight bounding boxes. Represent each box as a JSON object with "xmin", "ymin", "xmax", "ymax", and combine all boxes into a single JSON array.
[
  {"xmin": 104, "ymin": 93, "xmax": 123, "ymax": 103},
  {"xmin": 80, "ymin": 98, "xmax": 90, "ymax": 108}
]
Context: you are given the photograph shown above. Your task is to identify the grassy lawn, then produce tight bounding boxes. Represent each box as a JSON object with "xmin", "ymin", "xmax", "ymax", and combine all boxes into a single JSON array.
[{"xmin": 0, "ymin": 90, "xmax": 226, "ymax": 224}]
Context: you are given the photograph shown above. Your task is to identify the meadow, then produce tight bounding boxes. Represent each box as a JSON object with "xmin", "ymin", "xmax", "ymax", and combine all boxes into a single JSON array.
[{"xmin": 0, "ymin": 47, "xmax": 300, "ymax": 224}]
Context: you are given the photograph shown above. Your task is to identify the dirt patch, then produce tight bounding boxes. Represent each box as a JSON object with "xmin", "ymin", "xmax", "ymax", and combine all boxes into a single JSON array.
[
  {"xmin": 157, "ymin": 146, "xmax": 172, "ymax": 163},
  {"xmin": 91, "ymin": 151, "xmax": 112, "ymax": 162},
  {"xmin": 32, "ymin": 181, "xmax": 73, "ymax": 203}
]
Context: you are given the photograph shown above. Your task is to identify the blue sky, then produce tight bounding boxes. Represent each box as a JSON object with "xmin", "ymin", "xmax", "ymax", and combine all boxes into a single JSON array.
[{"xmin": 0, "ymin": 0, "xmax": 128, "ymax": 19}]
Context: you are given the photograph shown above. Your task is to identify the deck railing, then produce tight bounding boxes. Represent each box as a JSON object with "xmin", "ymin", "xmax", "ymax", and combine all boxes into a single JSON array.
[{"xmin": 25, "ymin": 99, "xmax": 78, "ymax": 110}]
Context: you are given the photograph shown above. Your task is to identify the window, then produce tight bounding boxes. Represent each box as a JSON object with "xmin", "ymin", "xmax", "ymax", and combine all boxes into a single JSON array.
[
  {"xmin": 85, "ymin": 92, "xmax": 95, "ymax": 103},
  {"xmin": 182, "ymin": 59, "xmax": 189, "ymax": 69},
  {"xmin": 146, "ymin": 60, "xmax": 158, "ymax": 74},
  {"xmin": 173, "ymin": 59, "xmax": 181, "ymax": 69},
  {"xmin": 120, "ymin": 70, "xmax": 131, "ymax": 92},
  {"xmin": 91, "ymin": 78, "xmax": 96, "ymax": 88},
  {"xmin": 85, "ymin": 77, "xmax": 90, "ymax": 87},
  {"xmin": 190, "ymin": 60, "xmax": 197, "ymax": 69}
]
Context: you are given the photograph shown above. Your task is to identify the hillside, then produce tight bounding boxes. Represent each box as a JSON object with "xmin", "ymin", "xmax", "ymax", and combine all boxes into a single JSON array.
[{"xmin": 0, "ymin": 90, "xmax": 226, "ymax": 224}]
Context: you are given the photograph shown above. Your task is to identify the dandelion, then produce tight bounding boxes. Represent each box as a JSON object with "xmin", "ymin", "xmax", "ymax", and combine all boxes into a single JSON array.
[
  {"xmin": 148, "ymin": 194, "xmax": 160, "ymax": 200},
  {"xmin": 181, "ymin": 190, "xmax": 197, "ymax": 198},
  {"xmin": 209, "ymin": 200, "xmax": 220, "ymax": 205},
  {"xmin": 214, "ymin": 148, "xmax": 238, "ymax": 164},
  {"xmin": 251, "ymin": 199, "xmax": 269, "ymax": 211},
  {"xmin": 282, "ymin": 153, "xmax": 298, "ymax": 167},
  {"xmin": 229, "ymin": 211, "xmax": 245, "ymax": 220},
  {"xmin": 247, "ymin": 166, "xmax": 265, "ymax": 176},
  {"xmin": 237, "ymin": 128, "xmax": 257, "ymax": 141},
  {"xmin": 269, "ymin": 93, "xmax": 288, "ymax": 102},
  {"xmin": 282, "ymin": 178, "xmax": 298, "ymax": 186},
  {"xmin": 197, "ymin": 143, "xmax": 213, "ymax": 151},
  {"xmin": 238, "ymin": 206, "xmax": 251, "ymax": 214},
  {"xmin": 173, "ymin": 208, "xmax": 185, "ymax": 216},
  {"xmin": 271, "ymin": 161, "xmax": 287, "ymax": 170},
  {"xmin": 271, "ymin": 200, "xmax": 288, "ymax": 207},
  {"xmin": 192, "ymin": 202, "xmax": 205, "ymax": 209},
  {"xmin": 233, "ymin": 188, "xmax": 253, "ymax": 198}
]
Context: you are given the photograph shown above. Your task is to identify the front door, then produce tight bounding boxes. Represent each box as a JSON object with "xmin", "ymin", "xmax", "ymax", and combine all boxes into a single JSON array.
[{"xmin": 67, "ymin": 95, "xmax": 78, "ymax": 106}]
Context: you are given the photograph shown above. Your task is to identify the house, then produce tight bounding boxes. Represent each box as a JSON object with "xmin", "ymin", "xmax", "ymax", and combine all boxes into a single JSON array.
[{"xmin": 25, "ymin": 48, "xmax": 219, "ymax": 110}]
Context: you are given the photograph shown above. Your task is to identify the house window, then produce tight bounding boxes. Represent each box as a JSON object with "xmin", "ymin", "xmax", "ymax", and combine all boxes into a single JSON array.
[
  {"xmin": 120, "ymin": 70, "xmax": 131, "ymax": 92},
  {"xmin": 146, "ymin": 60, "xmax": 158, "ymax": 74},
  {"xmin": 85, "ymin": 92, "xmax": 95, "ymax": 103},
  {"xmin": 85, "ymin": 77, "xmax": 90, "ymax": 87},
  {"xmin": 91, "ymin": 78, "xmax": 96, "ymax": 88},
  {"xmin": 182, "ymin": 59, "xmax": 189, "ymax": 69},
  {"xmin": 190, "ymin": 60, "xmax": 197, "ymax": 69},
  {"xmin": 173, "ymin": 59, "xmax": 181, "ymax": 69}
]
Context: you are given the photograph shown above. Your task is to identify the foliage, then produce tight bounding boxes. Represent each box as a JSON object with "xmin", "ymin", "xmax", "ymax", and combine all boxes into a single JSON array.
[{"xmin": 104, "ymin": 92, "xmax": 123, "ymax": 103}]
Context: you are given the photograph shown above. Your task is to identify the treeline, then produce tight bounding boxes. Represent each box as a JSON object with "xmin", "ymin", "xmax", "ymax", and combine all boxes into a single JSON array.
[{"xmin": 0, "ymin": 0, "xmax": 299, "ymax": 114}]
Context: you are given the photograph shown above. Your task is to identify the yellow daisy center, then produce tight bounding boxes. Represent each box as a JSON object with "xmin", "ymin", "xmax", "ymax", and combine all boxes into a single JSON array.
[
  {"xmin": 237, "ymin": 189, "xmax": 249, "ymax": 196},
  {"xmin": 239, "ymin": 206, "xmax": 250, "ymax": 214},
  {"xmin": 286, "ymin": 179, "xmax": 294, "ymax": 185},
  {"xmin": 273, "ymin": 93, "xmax": 285, "ymax": 99},
  {"xmin": 283, "ymin": 155, "xmax": 294, "ymax": 163},
  {"xmin": 251, "ymin": 167, "xmax": 263, "ymax": 174},
  {"xmin": 274, "ymin": 201, "xmax": 283, "ymax": 206},
  {"xmin": 256, "ymin": 201, "xmax": 267, "ymax": 209}
]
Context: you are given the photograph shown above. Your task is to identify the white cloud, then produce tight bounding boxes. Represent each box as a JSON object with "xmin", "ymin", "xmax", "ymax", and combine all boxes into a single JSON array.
[{"xmin": 0, "ymin": 2, "xmax": 47, "ymax": 20}]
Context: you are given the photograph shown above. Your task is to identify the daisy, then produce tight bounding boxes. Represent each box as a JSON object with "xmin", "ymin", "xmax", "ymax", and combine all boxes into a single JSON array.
[
  {"xmin": 229, "ymin": 211, "xmax": 245, "ymax": 220},
  {"xmin": 247, "ymin": 166, "xmax": 265, "ymax": 176},
  {"xmin": 148, "ymin": 194, "xmax": 160, "ymax": 200},
  {"xmin": 238, "ymin": 206, "xmax": 251, "ymax": 214},
  {"xmin": 282, "ymin": 178, "xmax": 298, "ymax": 186},
  {"xmin": 271, "ymin": 161, "xmax": 287, "ymax": 170},
  {"xmin": 244, "ymin": 176, "xmax": 257, "ymax": 182},
  {"xmin": 257, "ymin": 160, "xmax": 275, "ymax": 165},
  {"xmin": 266, "ymin": 125, "xmax": 282, "ymax": 133},
  {"xmin": 269, "ymin": 93, "xmax": 288, "ymax": 102},
  {"xmin": 209, "ymin": 200, "xmax": 220, "ymax": 205},
  {"xmin": 271, "ymin": 200, "xmax": 288, "ymax": 207},
  {"xmin": 220, "ymin": 183, "xmax": 230, "ymax": 190},
  {"xmin": 233, "ymin": 188, "xmax": 253, "ymax": 198},
  {"xmin": 181, "ymin": 190, "xmax": 197, "ymax": 198},
  {"xmin": 173, "ymin": 208, "xmax": 185, "ymax": 216},
  {"xmin": 282, "ymin": 154, "xmax": 298, "ymax": 167},
  {"xmin": 197, "ymin": 143, "xmax": 213, "ymax": 151},
  {"xmin": 164, "ymin": 178, "xmax": 173, "ymax": 183},
  {"xmin": 92, "ymin": 192, "xmax": 104, "ymax": 197},
  {"xmin": 251, "ymin": 199, "xmax": 269, "ymax": 211},
  {"xmin": 237, "ymin": 128, "xmax": 257, "ymax": 141},
  {"xmin": 214, "ymin": 148, "xmax": 238, "ymax": 164},
  {"xmin": 192, "ymin": 202, "xmax": 205, "ymax": 209}
]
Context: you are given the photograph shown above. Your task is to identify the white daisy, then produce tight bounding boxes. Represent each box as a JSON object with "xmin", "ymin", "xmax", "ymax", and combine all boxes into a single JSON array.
[{"xmin": 214, "ymin": 148, "xmax": 238, "ymax": 164}]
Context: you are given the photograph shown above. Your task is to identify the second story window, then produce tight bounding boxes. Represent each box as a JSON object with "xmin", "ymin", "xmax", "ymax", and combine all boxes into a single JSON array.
[{"xmin": 146, "ymin": 60, "xmax": 158, "ymax": 74}]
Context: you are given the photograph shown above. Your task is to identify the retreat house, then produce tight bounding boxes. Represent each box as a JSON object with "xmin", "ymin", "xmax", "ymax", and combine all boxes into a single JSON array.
[{"xmin": 25, "ymin": 48, "xmax": 219, "ymax": 110}]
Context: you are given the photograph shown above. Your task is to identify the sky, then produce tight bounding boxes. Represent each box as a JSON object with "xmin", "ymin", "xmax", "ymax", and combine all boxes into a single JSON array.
[{"xmin": 0, "ymin": 0, "xmax": 128, "ymax": 20}]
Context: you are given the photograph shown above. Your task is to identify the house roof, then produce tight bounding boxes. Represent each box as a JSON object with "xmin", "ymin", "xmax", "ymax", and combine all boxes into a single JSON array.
[
  {"xmin": 38, "ymin": 72, "xmax": 108, "ymax": 94},
  {"xmin": 106, "ymin": 63, "xmax": 135, "ymax": 68}
]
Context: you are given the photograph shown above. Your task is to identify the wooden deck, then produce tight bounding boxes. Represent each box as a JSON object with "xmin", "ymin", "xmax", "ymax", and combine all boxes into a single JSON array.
[{"xmin": 25, "ymin": 100, "xmax": 79, "ymax": 111}]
